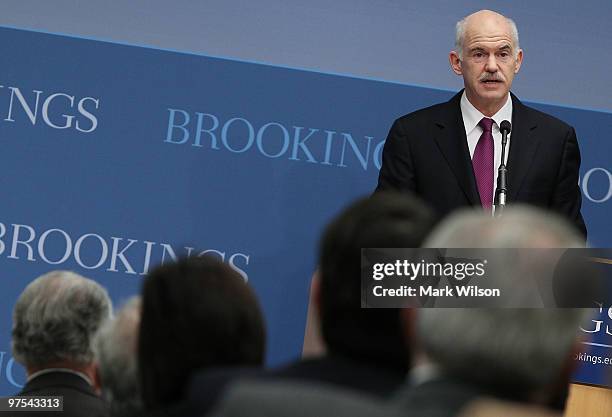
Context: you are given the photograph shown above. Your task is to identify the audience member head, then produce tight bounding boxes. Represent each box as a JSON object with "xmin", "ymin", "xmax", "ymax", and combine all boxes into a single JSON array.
[
  {"xmin": 424, "ymin": 205, "xmax": 584, "ymax": 248},
  {"xmin": 12, "ymin": 270, "xmax": 112, "ymax": 382},
  {"xmin": 418, "ymin": 206, "xmax": 588, "ymax": 408},
  {"xmin": 94, "ymin": 296, "xmax": 142, "ymax": 417},
  {"xmin": 138, "ymin": 256, "xmax": 266, "ymax": 410},
  {"xmin": 317, "ymin": 191, "xmax": 436, "ymax": 368}
]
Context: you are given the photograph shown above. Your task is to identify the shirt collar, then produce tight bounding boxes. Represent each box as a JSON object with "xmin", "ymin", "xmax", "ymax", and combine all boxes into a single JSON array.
[
  {"xmin": 460, "ymin": 91, "xmax": 513, "ymax": 134},
  {"xmin": 27, "ymin": 368, "xmax": 93, "ymax": 386}
]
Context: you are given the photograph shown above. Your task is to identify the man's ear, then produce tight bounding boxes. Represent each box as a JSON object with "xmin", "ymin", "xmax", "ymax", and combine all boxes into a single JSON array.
[
  {"xmin": 450, "ymin": 51, "xmax": 463, "ymax": 75},
  {"xmin": 311, "ymin": 270, "xmax": 321, "ymax": 314},
  {"xmin": 514, "ymin": 49, "xmax": 524, "ymax": 74},
  {"xmin": 302, "ymin": 270, "xmax": 326, "ymax": 357},
  {"xmin": 90, "ymin": 362, "xmax": 103, "ymax": 395}
]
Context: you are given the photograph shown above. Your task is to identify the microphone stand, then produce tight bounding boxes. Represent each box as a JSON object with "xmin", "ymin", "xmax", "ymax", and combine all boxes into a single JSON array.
[{"xmin": 494, "ymin": 123, "xmax": 510, "ymax": 216}]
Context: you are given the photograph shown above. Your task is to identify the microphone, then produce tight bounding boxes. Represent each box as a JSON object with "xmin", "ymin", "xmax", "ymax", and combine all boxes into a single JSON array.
[{"xmin": 494, "ymin": 120, "xmax": 511, "ymax": 216}]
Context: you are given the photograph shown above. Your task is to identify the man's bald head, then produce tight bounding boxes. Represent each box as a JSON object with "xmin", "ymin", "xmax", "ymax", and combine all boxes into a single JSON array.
[{"xmin": 455, "ymin": 10, "xmax": 520, "ymax": 60}]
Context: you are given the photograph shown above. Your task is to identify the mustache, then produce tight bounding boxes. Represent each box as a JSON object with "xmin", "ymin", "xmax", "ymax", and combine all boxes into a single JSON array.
[{"xmin": 479, "ymin": 73, "xmax": 505, "ymax": 82}]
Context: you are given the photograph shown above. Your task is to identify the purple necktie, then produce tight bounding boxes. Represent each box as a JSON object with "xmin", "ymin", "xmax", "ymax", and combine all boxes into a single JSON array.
[{"xmin": 473, "ymin": 117, "xmax": 494, "ymax": 211}]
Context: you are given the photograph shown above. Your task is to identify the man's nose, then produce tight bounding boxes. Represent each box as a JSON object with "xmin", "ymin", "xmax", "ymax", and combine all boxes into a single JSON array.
[{"xmin": 484, "ymin": 55, "xmax": 499, "ymax": 72}]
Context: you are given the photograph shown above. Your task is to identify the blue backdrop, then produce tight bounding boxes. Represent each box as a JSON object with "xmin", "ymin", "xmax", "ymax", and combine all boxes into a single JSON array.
[{"xmin": 0, "ymin": 27, "xmax": 610, "ymax": 392}]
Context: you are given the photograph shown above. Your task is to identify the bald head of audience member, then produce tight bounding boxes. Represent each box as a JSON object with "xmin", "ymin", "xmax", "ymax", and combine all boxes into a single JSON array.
[{"xmin": 94, "ymin": 296, "xmax": 142, "ymax": 417}]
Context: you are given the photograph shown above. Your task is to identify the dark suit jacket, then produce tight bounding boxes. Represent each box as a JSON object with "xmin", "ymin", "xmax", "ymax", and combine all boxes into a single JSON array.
[
  {"xmin": 376, "ymin": 91, "xmax": 587, "ymax": 237},
  {"xmin": 392, "ymin": 376, "xmax": 539, "ymax": 417},
  {"xmin": 13, "ymin": 371, "xmax": 109, "ymax": 417},
  {"xmin": 210, "ymin": 377, "xmax": 558, "ymax": 417},
  {"xmin": 211, "ymin": 380, "xmax": 401, "ymax": 417},
  {"xmin": 186, "ymin": 355, "xmax": 407, "ymax": 416},
  {"xmin": 393, "ymin": 377, "xmax": 490, "ymax": 417},
  {"xmin": 266, "ymin": 355, "xmax": 407, "ymax": 396}
]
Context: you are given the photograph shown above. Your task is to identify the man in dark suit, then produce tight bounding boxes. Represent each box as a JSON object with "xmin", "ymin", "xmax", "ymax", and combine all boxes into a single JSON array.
[
  {"xmin": 376, "ymin": 9, "xmax": 586, "ymax": 237},
  {"xmin": 10, "ymin": 270, "xmax": 112, "ymax": 417}
]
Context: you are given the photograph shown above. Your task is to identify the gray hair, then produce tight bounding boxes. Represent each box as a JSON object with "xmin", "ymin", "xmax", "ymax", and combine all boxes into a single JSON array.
[
  {"xmin": 418, "ymin": 309, "xmax": 587, "ymax": 388},
  {"xmin": 424, "ymin": 205, "xmax": 583, "ymax": 249},
  {"xmin": 94, "ymin": 296, "xmax": 142, "ymax": 417},
  {"xmin": 455, "ymin": 13, "xmax": 520, "ymax": 60},
  {"xmin": 420, "ymin": 206, "xmax": 588, "ymax": 388},
  {"xmin": 12, "ymin": 270, "xmax": 112, "ymax": 368}
]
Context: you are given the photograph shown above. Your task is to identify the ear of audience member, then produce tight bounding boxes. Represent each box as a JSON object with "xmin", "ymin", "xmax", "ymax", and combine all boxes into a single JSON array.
[
  {"xmin": 93, "ymin": 296, "xmax": 142, "ymax": 417},
  {"xmin": 11, "ymin": 270, "xmax": 112, "ymax": 417},
  {"xmin": 138, "ymin": 256, "xmax": 266, "ymax": 412}
]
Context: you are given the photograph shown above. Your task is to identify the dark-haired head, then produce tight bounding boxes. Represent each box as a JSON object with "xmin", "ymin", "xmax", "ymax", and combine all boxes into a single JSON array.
[
  {"xmin": 138, "ymin": 256, "xmax": 266, "ymax": 410},
  {"xmin": 318, "ymin": 191, "xmax": 436, "ymax": 370}
]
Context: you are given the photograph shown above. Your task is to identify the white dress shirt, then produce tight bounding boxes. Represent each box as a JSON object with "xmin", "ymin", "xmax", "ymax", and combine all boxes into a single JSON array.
[{"xmin": 460, "ymin": 92, "xmax": 512, "ymax": 208}]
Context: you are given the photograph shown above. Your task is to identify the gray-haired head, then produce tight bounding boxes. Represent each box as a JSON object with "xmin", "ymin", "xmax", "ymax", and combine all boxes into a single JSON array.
[
  {"xmin": 424, "ymin": 205, "xmax": 584, "ymax": 249},
  {"xmin": 12, "ymin": 270, "xmax": 112, "ymax": 369},
  {"xmin": 424, "ymin": 206, "xmax": 585, "ymax": 308},
  {"xmin": 94, "ymin": 296, "xmax": 142, "ymax": 417},
  {"xmin": 419, "ymin": 206, "xmax": 588, "ymax": 390},
  {"xmin": 455, "ymin": 10, "xmax": 520, "ymax": 60}
]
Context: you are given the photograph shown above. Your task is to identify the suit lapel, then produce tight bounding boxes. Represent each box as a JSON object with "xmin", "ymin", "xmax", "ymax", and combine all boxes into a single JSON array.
[
  {"xmin": 507, "ymin": 94, "xmax": 540, "ymax": 200},
  {"xmin": 433, "ymin": 92, "xmax": 480, "ymax": 206}
]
